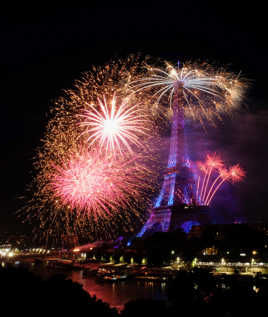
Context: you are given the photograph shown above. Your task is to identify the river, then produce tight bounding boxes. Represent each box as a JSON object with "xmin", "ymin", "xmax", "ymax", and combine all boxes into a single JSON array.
[{"xmin": 68, "ymin": 270, "xmax": 167, "ymax": 311}]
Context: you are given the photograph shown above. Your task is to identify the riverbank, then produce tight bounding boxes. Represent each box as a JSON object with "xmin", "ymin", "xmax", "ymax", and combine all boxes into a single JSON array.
[
  {"xmin": 1, "ymin": 256, "xmax": 168, "ymax": 311},
  {"xmin": 2, "ymin": 257, "xmax": 268, "ymax": 315}
]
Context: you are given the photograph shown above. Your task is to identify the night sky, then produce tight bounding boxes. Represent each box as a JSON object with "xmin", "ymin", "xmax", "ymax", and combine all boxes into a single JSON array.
[{"xmin": 1, "ymin": 5, "xmax": 268, "ymax": 233}]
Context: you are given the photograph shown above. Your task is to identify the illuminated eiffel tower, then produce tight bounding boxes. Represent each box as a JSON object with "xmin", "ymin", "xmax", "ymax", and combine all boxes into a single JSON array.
[{"xmin": 137, "ymin": 86, "xmax": 209, "ymax": 236}]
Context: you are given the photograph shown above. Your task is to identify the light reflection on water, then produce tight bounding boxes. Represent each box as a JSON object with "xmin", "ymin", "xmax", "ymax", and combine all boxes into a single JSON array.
[{"xmin": 68, "ymin": 270, "xmax": 167, "ymax": 311}]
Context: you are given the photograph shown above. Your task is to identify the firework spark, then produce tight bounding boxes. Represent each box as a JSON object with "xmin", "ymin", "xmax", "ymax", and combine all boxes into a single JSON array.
[
  {"xmin": 195, "ymin": 154, "xmax": 245, "ymax": 206},
  {"xmin": 130, "ymin": 61, "xmax": 246, "ymax": 123},
  {"xmin": 78, "ymin": 95, "xmax": 150, "ymax": 156}
]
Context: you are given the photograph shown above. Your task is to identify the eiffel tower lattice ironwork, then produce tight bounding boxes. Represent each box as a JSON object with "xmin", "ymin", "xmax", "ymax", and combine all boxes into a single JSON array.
[{"xmin": 137, "ymin": 86, "xmax": 209, "ymax": 237}]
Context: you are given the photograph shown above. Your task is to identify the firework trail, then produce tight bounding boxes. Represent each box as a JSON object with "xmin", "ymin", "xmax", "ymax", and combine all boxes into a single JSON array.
[
  {"xmin": 130, "ymin": 60, "xmax": 246, "ymax": 123},
  {"xmin": 205, "ymin": 164, "xmax": 245, "ymax": 205},
  {"xmin": 199, "ymin": 153, "xmax": 223, "ymax": 202},
  {"xmin": 195, "ymin": 154, "xmax": 245, "ymax": 206}
]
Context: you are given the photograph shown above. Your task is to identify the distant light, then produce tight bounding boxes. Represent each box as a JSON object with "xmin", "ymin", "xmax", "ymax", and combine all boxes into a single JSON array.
[
  {"xmin": 171, "ymin": 250, "xmax": 175, "ymax": 255},
  {"xmin": 192, "ymin": 258, "xmax": 198, "ymax": 267},
  {"xmin": 73, "ymin": 248, "xmax": 80, "ymax": 253},
  {"xmin": 252, "ymin": 250, "xmax": 257, "ymax": 255},
  {"xmin": 240, "ymin": 253, "xmax": 246, "ymax": 257},
  {"xmin": 141, "ymin": 258, "xmax": 147, "ymax": 265}
]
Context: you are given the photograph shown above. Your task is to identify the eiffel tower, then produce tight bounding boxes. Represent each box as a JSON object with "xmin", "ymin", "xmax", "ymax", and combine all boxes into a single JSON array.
[{"xmin": 137, "ymin": 87, "xmax": 210, "ymax": 236}]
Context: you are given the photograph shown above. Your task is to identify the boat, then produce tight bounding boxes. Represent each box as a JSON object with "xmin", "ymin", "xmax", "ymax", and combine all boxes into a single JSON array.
[
  {"xmin": 96, "ymin": 266, "xmax": 129, "ymax": 282},
  {"xmin": 102, "ymin": 273, "xmax": 128, "ymax": 281}
]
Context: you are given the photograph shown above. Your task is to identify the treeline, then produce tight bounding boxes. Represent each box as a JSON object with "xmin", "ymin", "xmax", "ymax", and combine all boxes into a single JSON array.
[{"xmin": 89, "ymin": 224, "xmax": 268, "ymax": 266}]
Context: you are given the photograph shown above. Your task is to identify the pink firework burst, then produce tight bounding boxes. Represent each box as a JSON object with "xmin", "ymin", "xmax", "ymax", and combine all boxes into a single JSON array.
[
  {"xmin": 79, "ymin": 95, "xmax": 150, "ymax": 156},
  {"xmin": 229, "ymin": 164, "xmax": 246, "ymax": 183},
  {"xmin": 48, "ymin": 149, "xmax": 148, "ymax": 219},
  {"xmin": 205, "ymin": 153, "xmax": 224, "ymax": 169}
]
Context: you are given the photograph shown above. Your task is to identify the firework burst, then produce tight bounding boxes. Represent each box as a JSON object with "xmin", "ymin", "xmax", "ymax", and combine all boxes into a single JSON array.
[
  {"xmin": 49, "ymin": 149, "xmax": 152, "ymax": 218},
  {"xmin": 78, "ymin": 94, "xmax": 150, "ymax": 156},
  {"xmin": 21, "ymin": 145, "xmax": 158, "ymax": 244},
  {"xmin": 130, "ymin": 60, "xmax": 246, "ymax": 123}
]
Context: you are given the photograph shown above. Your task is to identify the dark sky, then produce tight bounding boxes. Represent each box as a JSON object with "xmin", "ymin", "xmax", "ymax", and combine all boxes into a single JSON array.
[{"xmin": 1, "ymin": 5, "xmax": 268, "ymax": 232}]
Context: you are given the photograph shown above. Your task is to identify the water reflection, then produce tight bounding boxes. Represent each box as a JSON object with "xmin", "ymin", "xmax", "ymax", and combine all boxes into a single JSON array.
[{"xmin": 69, "ymin": 270, "xmax": 167, "ymax": 311}]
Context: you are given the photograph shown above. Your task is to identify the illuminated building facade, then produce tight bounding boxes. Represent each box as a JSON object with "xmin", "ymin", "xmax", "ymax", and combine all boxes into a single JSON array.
[{"xmin": 138, "ymin": 88, "xmax": 210, "ymax": 236}]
